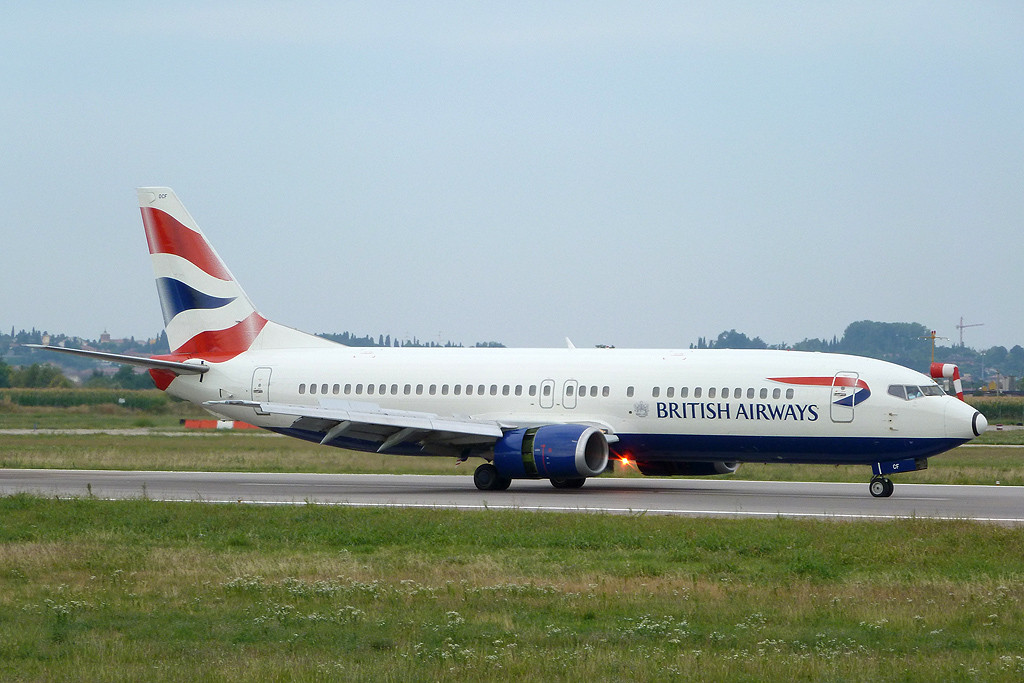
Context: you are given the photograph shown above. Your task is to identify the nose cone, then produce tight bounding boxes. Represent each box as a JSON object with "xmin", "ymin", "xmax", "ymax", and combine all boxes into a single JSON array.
[
  {"xmin": 973, "ymin": 410, "xmax": 988, "ymax": 437},
  {"xmin": 945, "ymin": 399, "xmax": 987, "ymax": 439}
]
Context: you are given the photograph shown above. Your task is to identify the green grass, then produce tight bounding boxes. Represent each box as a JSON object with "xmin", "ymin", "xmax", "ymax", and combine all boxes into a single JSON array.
[{"xmin": 0, "ymin": 496, "xmax": 1022, "ymax": 681}]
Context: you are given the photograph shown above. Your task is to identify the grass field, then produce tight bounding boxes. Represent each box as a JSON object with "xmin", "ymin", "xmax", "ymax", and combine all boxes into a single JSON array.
[{"xmin": 1, "ymin": 497, "xmax": 1023, "ymax": 681}]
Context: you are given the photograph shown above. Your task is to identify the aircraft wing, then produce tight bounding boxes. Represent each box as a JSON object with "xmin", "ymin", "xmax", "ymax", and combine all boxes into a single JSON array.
[
  {"xmin": 205, "ymin": 399, "xmax": 618, "ymax": 456},
  {"xmin": 205, "ymin": 399, "xmax": 505, "ymax": 456}
]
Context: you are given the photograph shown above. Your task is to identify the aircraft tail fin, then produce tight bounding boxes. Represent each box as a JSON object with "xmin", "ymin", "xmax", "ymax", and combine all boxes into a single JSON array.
[{"xmin": 138, "ymin": 187, "xmax": 337, "ymax": 359}]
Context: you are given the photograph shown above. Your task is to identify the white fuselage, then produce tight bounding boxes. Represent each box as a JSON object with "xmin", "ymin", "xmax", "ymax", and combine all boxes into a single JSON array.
[{"xmin": 170, "ymin": 346, "xmax": 981, "ymax": 466}]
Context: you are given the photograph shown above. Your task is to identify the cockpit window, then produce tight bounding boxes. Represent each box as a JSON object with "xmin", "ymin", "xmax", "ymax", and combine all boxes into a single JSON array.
[{"xmin": 888, "ymin": 384, "xmax": 945, "ymax": 400}]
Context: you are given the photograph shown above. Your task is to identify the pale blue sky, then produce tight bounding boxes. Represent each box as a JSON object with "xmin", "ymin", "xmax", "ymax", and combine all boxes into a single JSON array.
[{"xmin": 3, "ymin": 2, "xmax": 1022, "ymax": 349}]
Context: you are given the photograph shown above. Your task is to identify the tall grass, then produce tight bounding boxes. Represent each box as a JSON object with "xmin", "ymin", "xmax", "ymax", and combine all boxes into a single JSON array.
[{"xmin": 0, "ymin": 388, "xmax": 170, "ymax": 410}]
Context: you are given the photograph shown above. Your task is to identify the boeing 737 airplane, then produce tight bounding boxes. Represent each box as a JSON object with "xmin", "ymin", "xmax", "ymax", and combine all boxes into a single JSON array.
[{"xmin": 33, "ymin": 188, "xmax": 987, "ymax": 498}]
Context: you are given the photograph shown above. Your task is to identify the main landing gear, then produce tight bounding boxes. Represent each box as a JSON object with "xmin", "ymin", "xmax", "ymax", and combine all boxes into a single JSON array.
[
  {"xmin": 869, "ymin": 476, "xmax": 894, "ymax": 498},
  {"xmin": 473, "ymin": 463, "xmax": 511, "ymax": 491}
]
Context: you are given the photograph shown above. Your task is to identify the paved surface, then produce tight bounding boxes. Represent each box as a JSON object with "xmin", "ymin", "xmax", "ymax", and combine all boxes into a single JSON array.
[{"xmin": 1, "ymin": 469, "xmax": 1021, "ymax": 524}]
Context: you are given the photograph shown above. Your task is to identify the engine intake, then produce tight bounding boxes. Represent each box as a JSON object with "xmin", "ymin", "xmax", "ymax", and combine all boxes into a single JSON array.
[{"xmin": 493, "ymin": 425, "xmax": 609, "ymax": 479}]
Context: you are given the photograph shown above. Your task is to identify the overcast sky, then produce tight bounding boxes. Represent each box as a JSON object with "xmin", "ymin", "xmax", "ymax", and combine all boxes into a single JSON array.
[{"xmin": 3, "ymin": 2, "xmax": 1022, "ymax": 350}]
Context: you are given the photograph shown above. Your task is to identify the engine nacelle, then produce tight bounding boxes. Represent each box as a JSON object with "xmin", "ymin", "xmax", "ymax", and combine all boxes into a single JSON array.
[
  {"xmin": 635, "ymin": 460, "xmax": 740, "ymax": 477},
  {"xmin": 493, "ymin": 425, "xmax": 609, "ymax": 479}
]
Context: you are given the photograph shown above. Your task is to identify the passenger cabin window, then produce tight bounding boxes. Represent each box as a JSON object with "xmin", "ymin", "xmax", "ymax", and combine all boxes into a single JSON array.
[
  {"xmin": 299, "ymin": 383, "xmax": 306, "ymax": 394},
  {"xmin": 345, "ymin": 384, "xmax": 352, "ymax": 394},
  {"xmin": 515, "ymin": 385, "xmax": 523, "ymax": 396},
  {"xmin": 356, "ymin": 384, "xmax": 363, "ymax": 395},
  {"xmin": 466, "ymin": 384, "xmax": 474, "ymax": 395},
  {"xmin": 530, "ymin": 385, "xmax": 538, "ymax": 397},
  {"xmin": 366, "ymin": 384, "xmax": 374, "ymax": 395},
  {"xmin": 708, "ymin": 388, "xmax": 716, "ymax": 399},
  {"xmin": 786, "ymin": 388, "xmax": 794, "ymax": 399},
  {"xmin": 680, "ymin": 387, "xmax": 688, "ymax": 398},
  {"xmin": 502, "ymin": 385, "xmax": 510, "ymax": 396},
  {"xmin": 772, "ymin": 388, "xmax": 781, "ymax": 399},
  {"xmin": 652, "ymin": 387, "xmax": 659, "ymax": 398},
  {"xmin": 747, "ymin": 388, "xmax": 755, "ymax": 399},
  {"xmin": 454, "ymin": 385, "xmax": 461, "ymax": 395},
  {"xmin": 333, "ymin": 384, "xmax": 340, "ymax": 394},
  {"xmin": 543, "ymin": 385, "xmax": 552, "ymax": 397},
  {"xmin": 694, "ymin": 387, "xmax": 702, "ymax": 398},
  {"xmin": 416, "ymin": 384, "xmax": 423, "ymax": 395},
  {"xmin": 721, "ymin": 388, "xmax": 729, "ymax": 399},
  {"xmin": 404, "ymin": 384, "xmax": 411, "ymax": 395},
  {"xmin": 760, "ymin": 388, "xmax": 768, "ymax": 399},
  {"xmin": 626, "ymin": 386, "xmax": 634, "ymax": 398}
]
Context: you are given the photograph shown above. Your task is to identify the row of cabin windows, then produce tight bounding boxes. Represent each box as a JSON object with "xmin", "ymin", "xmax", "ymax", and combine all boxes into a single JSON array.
[
  {"xmin": 296, "ymin": 382, "xmax": 790, "ymax": 401},
  {"xmin": 627, "ymin": 386, "xmax": 795, "ymax": 400},
  {"xmin": 297, "ymin": 382, "xmax": 611, "ymax": 398}
]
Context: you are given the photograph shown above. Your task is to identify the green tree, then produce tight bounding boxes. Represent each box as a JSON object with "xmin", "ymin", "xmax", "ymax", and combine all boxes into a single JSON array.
[
  {"xmin": 10, "ymin": 363, "xmax": 73, "ymax": 388},
  {"xmin": 111, "ymin": 365, "xmax": 155, "ymax": 390}
]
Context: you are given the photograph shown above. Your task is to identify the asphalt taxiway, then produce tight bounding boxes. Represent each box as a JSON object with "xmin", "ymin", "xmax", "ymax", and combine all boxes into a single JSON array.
[{"xmin": 0, "ymin": 469, "xmax": 1021, "ymax": 524}]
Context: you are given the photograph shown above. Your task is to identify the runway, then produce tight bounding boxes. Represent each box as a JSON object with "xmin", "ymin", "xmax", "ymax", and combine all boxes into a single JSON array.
[{"xmin": 1, "ymin": 469, "xmax": 1021, "ymax": 524}]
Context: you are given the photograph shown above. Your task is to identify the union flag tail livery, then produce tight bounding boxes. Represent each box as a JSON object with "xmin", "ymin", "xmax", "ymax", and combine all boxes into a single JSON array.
[
  {"xmin": 31, "ymin": 186, "xmax": 987, "ymax": 499},
  {"xmin": 138, "ymin": 187, "xmax": 334, "ymax": 360}
]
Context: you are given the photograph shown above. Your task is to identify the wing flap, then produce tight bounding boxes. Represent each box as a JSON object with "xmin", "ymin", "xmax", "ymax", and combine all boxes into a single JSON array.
[{"xmin": 206, "ymin": 399, "xmax": 504, "ymax": 452}]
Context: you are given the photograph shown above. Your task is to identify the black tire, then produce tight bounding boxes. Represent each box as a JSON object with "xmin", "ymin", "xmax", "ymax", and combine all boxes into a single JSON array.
[
  {"xmin": 474, "ymin": 464, "xmax": 511, "ymax": 491},
  {"xmin": 550, "ymin": 477, "xmax": 586, "ymax": 489},
  {"xmin": 869, "ymin": 477, "xmax": 894, "ymax": 498}
]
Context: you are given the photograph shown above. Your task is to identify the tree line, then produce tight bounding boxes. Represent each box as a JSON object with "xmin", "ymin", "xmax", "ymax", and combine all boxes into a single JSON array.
[
  {"xmin": 1, "ymin": 321, "xmax": 1020, "ymax": 390},
  {"xmin": 693, "ymin": 321, "xmax": 1023, "ymax": 387}
]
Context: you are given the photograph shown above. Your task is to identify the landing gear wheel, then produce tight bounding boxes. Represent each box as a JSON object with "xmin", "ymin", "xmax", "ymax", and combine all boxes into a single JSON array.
[
  {"xmin": 550, "ymin": 477, "xmax": 586, "ymax": 489},
  {"xmin": 869, "ymin": 477, "xmax": 894, "ymax": 498},
  {"xmin": 474, "ymin": 464, "xmax": 511, "ymax": 491}
]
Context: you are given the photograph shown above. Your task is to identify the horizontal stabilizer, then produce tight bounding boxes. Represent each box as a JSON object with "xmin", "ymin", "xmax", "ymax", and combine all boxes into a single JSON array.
[{"xmin": 25, "ymin": 344, "xmax": 209, "ymax": 375}]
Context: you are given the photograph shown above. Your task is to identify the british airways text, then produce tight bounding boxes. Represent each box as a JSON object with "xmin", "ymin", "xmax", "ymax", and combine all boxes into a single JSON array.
[{"xmin": 656, "ymin": 402, "xmax": 819, "ymax": 421}]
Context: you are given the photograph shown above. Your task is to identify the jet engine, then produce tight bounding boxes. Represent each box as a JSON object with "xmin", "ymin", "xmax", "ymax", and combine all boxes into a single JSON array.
[
  {"xmin": 493, "ymin": 424, "xmax": 609, "ymax": 480},
  {"xmin": 635, "ymin": 460, "xmax": 740, "ymax": 476}
]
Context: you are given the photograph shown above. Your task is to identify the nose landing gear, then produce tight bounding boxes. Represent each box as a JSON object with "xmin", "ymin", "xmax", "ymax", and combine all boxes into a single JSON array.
[
  {"xmin": 869, "ymin": 476, "xmax": 894, "ymax": 498},
  {"xmin": 868, "ymin": 457, "xmax": 928, "ymax": 498}
]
